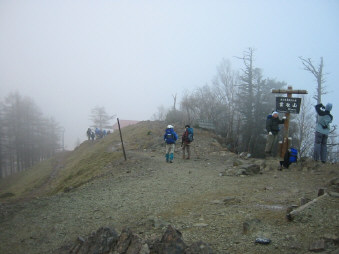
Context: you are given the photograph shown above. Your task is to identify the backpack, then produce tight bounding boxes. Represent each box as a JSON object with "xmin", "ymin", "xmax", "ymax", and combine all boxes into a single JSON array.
[
  {"xmin": 165, "ymin": 129, "xmax": 176, "ymax": 144},
  {"xmin": 187, "ymin": 127, "xmax": 194, "ymax": 142},
  {"xmin": 280, "ymin": 148, "xmax": 298, "ymax": 169},
  {"xmin": 289, "ymin": 148, "xmax": 298, "ymax": 163}
]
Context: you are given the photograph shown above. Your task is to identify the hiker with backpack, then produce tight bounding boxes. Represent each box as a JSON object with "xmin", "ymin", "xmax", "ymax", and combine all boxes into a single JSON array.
[
  {"xmin": 265, "ymin": 111, "xmax": 286, "ymax": 157},
  {"xmin": 181, "ymin": 125, "xmax": 194, "ymax": 160},
  {"xmin": 164, "ymin": 125, "xmax": 178, "ymax": 163},
  {"xmin": 314, "ymin": 103, "xmax": 333, "ymax": 163},
  {"xmin": 90, "ymin": 131, "xmax": 95, "ymax": 142}
]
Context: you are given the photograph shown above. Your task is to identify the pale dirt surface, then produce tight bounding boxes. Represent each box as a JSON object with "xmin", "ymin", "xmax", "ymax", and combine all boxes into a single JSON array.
[{"xmin": 0, "ymin": 144, "xmax": 338, "ymax": 254}]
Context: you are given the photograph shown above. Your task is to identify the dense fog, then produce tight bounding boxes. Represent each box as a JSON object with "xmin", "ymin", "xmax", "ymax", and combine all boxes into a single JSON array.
[{"xmin": 1, "ymin": 1, "xmax": 338, "ymax": 150}]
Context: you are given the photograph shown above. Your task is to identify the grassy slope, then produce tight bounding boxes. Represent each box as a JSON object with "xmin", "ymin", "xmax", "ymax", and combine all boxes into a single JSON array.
[
  {"xmin": 0, "ymin": 121, "xmax": 167, "ymax": 202},
  {"xmin": 0, "ymin": 158, "xmax": 54, "ymax": 200}
]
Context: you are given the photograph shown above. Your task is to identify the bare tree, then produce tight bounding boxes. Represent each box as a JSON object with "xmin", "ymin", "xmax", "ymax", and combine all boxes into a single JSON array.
[
  {"xmin": 212, "ymin": 59, "xmax": 239, "ymax": 145},
  {"xmin": 299, "ymin": 56, "xmax": 326, "ymax": 104},
  {"xmin": 236, "ymin": 48, "xmax": 258, "ymax": 153},
  {"xmin": 172, "ymin": 93, "xmax": 177, "ymax": 111},
  {"xmin": 90, "ymin": 106, "xmax": 115, "ymax": 130}
]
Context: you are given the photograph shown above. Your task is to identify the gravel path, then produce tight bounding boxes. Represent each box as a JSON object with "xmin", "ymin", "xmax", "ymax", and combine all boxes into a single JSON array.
[{"xmin": 1, "ymin": 150, "xmax": 338, "ymax": 254}]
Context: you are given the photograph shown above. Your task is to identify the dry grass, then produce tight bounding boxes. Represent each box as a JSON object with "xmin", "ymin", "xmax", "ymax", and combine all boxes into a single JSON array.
[
  {"xmin": 0, "ymin": 159, "xmax": 54, "ymax": 201},
  {"xmin": 0, "ymin": 121, "xmax": 171, "ymax": 201},
  {"xmin": 0, "ymin": 121, "xmax": 217, "ymax": 202}
]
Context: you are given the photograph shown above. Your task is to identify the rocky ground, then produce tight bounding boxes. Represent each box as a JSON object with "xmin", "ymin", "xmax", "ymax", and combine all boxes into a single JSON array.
[{"xmin": 0, "ymin": 142, "xmax": 338, "ymax": 253}]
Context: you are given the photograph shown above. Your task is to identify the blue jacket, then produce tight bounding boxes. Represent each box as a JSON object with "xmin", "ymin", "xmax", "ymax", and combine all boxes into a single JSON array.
[
  {"xmin": 315, "ymin": 104, "xmax": 333, "ymax": 135},
  {"xmin": 164, "ymin": 128, "xmax": 178, "ymax": 144}
]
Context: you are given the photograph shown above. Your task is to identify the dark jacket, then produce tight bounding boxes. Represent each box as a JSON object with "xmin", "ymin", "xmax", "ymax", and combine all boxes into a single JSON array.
[
  {"xmin": 266, "ymin": 115, "xmax": 285, "ymax": 135},
  {"xmin": 182, "ymin": 130, "xmax": 190, "ymax": 144}
]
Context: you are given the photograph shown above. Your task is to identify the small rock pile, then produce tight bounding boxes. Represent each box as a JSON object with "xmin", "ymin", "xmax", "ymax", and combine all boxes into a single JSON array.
[{"xmin": 58, "ymin": 225, "xmax": 213, "ymax": 254}]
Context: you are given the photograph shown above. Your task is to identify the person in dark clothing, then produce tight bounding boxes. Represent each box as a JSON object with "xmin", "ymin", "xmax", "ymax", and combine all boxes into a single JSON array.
[
  {"xmin": 86, "ymin": 128, "xmax": 92, "ymax": 141},
  {"xmin": 265, "ymin": 111, "xmax": 285, "ymax": 156},
  {"xmin": 181, "ymin": 125, "xmax": 193, "ymax": 159},
  {"xmin": 314, "ymin": 103, "xmax": 333, "ymax": 163}
]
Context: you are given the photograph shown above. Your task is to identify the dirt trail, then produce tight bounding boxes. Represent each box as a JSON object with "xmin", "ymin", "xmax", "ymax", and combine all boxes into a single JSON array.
[
  {"xmin": 22, "ymin": 152, "xmax": 69, "ymax": 202},
  {"xmin": 0, "ymin": 149, "xmax": 338, "ymax": 254}
]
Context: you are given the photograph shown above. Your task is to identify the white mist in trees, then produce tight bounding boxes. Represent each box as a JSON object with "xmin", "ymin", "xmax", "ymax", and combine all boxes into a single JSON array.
[
  {"xmin": 175, "ymin": 52, "xmax": 287, "ymax": 156},
  {"xmin": 212, "ymin": 59, "xmax": 239, "ymax": 144},
  {"xmin": 293, "ymin": 96, "xmax": 314, "ymax": 158},
  {"xmin": 236, "ymin": 48, "xmax": 258, "ymax": 152},
  {"xmin": 90, "ymin": 106, "xmax": 115, "ymax": 130},
  {"xmin": 236, "ymin": 48, "xmax": 286, "ymax": 155},
  {"xmin": 0, "ymin": 92, "xmax": 61, "ymax": 177},
  {"xmin": 180, "ymin": 92, "xmax": 196, "ymax": 124},
  {"xmin": 236, "ymin": 49, "xmax": 267, "ymax": 154},
  {"xmin": 151, "ymin": 105, "xmax": 168, "ymax": 121}
]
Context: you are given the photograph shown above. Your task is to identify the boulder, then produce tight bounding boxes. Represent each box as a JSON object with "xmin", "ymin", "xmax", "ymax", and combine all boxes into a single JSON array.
[
  {"xmin": 116, "ymin": 228, "xmax": 146, "ymax": 254},
  {"xmin": 154, "ymin": 225, "xmax": 187, "ymax": 254},
  {"xmin": 70, "ymin": 226, "xmax": 119, "ymax": 254},
  {"xmin": 66, "ymin": 225, "xmax": 213, "ymax": 254}
]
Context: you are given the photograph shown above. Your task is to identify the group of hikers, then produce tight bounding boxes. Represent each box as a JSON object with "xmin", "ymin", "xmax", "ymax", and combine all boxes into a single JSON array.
[
  {"xmin": 163, "ymin": 124, "xmax": 194, "ymax": 163},
  {"xmin": 86, "ymin": 127, "xmax": 111, "ymax": 141},
  {"xmin": 164, "ymin": 102, "xmax": 333, "ymax": 168},
  {"xmin": 264, "ymin": 102, "xmax": 333, "ymax": 169}
]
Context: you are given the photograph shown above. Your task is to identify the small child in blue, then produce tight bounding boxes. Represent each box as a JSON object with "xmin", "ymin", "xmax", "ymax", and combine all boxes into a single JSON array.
[{"xmin": 164, "ymin": 125, "xmax": 178, "ymax": 163}]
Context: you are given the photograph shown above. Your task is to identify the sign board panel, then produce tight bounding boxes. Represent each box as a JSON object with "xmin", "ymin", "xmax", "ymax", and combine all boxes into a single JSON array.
[
  {"xmin": 276, "ymin": 97, "xmax": 301, "ymax": 114},
  {"xmin": 197, "ymin": 119, "xmax": 215, "ymax": 130}
]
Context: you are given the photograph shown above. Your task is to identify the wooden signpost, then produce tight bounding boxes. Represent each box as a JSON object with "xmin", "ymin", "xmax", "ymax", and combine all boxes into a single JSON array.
[{"xmin": 271, "ymin": 86, "xmax": 308, "ymax": 158}]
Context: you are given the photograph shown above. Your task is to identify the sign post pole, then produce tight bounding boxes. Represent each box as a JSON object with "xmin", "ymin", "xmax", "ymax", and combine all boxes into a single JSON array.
[
  {"xmin": 281, "ymin": 92, "xmax": 292, "ymax": 158},
  {"xmin": 271, "ymin": 86, "xmax": 307, "ymax": 158},
  {"xmin": 117, "ymin": 118, "xmax": 127, "ymax": 161}
]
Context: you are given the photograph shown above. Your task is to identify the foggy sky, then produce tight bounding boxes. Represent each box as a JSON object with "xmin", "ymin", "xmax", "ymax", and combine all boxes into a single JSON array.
[{"xmin": 1, "ymin": 0, "xmax": 338, "ymax": 149}]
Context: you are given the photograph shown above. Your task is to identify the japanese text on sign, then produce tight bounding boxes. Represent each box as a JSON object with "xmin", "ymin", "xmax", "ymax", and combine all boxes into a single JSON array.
[{"xmin": 276, "ymin": 97, "xmax": 301, "ymax": 114}]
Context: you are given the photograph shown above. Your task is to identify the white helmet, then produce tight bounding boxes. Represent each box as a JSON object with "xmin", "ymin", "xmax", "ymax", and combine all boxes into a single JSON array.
[{"xmin": 167, "ymin": 125, "xmax": 173, "ymax": 129}]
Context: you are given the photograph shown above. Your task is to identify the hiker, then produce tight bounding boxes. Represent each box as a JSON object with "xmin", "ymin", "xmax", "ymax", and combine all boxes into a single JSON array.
[
  {"xmin": 181, "ymin": 125, "xmax": 194, "ymax": 159},
  {"xmin": 91, "ymin": 131, "xmax": 95, "ymax": 142},
  {"xmin": 164, "ymin": 125, "xmax": 178, "ymax": 163},
  {"xmin": 95, "ymin": 128, "xmax": 102, "ymax": 139},
  {"xmin": 265, "ymin": 111, "xmax": 285, "ymax": 156},
  {"xmin": 314, "ymin": 103, "xmax": 333, "ymax": 163},
  {"xmin": 86, "ymin": 128, "xmax": 92, "ymax": 141}
]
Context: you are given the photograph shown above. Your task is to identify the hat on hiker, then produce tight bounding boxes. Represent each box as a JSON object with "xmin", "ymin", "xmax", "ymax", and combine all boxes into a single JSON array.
[
  {"xmin": 325, "ymin": 103, "xmax": 332, "ymax": 111},
  {"xmin": 272, "ymin": 111, "xmax": 279, "ymax": 116},
  {"xmin": 167, "ymin": 125, "xmax": 173, "ymax": 129}
]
